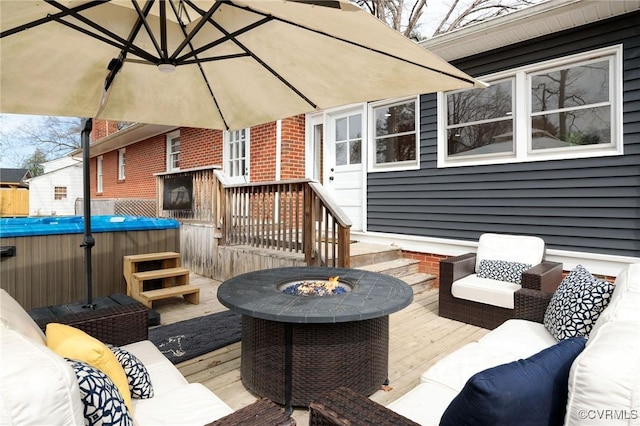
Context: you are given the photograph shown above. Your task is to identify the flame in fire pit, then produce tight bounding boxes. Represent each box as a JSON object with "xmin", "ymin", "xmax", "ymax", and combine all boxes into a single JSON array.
[{"xmin": 281, "ymin": 276, "xmax": 349, "ymax": 296}]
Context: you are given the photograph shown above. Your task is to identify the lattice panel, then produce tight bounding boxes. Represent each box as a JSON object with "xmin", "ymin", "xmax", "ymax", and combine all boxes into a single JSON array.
[{"xmin": 114, "ymin": 199, "xmax": 157, "ymax": 217}]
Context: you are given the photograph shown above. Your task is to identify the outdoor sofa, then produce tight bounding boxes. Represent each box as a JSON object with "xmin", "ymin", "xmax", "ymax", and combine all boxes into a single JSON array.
[
  {"xmin": 0, "ymin": 289, "xmax": 294, "ymax": 425},
  {"xmin": 310, "ymin": 262, "xmax": 640, "ymax": 425}
]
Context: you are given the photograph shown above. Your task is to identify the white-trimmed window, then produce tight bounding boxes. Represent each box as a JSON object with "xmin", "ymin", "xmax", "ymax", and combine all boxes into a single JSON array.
[
  {"xmin": 118, "ymin": 148, "xmax": 126, "ymax": 180},
  {"xmin": 166, "ymin": 130, "xmax": 180, "ymax": 172},
  {"xmin": 224, "ymin": 128, "xmax": 249, "ymax": 183},
  {"xmin": 54, "ymin": 186, "xmax": 67, "ymax": 200},
  {"xmin": 369, "ymin": 97, "xmax": 419, "ymax": 171},
  {"xmin": 439, "ymin": 45, "xmax": 623, "ymax": 167},
  {"xmin": 97, "ymin": 155, "xmax": 103, "ymax": 193}
]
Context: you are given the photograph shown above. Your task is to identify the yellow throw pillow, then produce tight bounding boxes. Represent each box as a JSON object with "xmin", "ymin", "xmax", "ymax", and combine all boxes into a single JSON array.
[{"xmin": 46, "ymin": 323, "xmax": 133, "ymax": 413}]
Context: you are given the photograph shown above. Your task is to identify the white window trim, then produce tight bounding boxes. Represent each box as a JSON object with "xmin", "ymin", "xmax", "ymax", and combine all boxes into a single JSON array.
[
  {"xmin": 118, "ymin": 148, "xmax": 126, "ymax": 180},
  {"xmin": 96, "ymin": 155, "xmax": 103, "ymax": 193},
  {"xmin": 166, "ymin": 130, "xmax": 180, "ymax": 172},
  {"xmin": 223, "ymin": 128, "xmax": 250, "ymax": 184},
  {"xmin": 329, "ymin": 107, "xmax": 365, "ymax": 172},
  {"xmin": 368, "ymin": 96, "xmax": 420, "ymax": 172},
  {"xmin": 437, "ymin": 44, "xmax": 624, "ymax": 168}
]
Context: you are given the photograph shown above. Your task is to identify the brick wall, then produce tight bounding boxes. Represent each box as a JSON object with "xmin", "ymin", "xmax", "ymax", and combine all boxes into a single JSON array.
[
  {"xmin": 280, "ymin": 115, "xmax": 306, "ymax": 179},
  {"xmin": 180, "ymin": 128, "xmax": 223, "ymax": 169},
  {"xmin": 250, "ymin": 121, "xmax": 277, "ymax": 181},
  {"xmin": 92, "ymin": 134, "xmax": 166, "ymax": 198},
  {"xmin": 91, "ymin": 119, "xmax": 120, "ymax": 142}
]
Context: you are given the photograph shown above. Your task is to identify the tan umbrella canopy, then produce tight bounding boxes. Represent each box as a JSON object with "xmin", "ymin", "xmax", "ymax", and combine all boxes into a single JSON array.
[
  {"xmin": 0, "ymin": 0, "xmax": 483, "ymax": 131},
  {"xmin": 1, "ymin": 0, "xmax": 483, "ymax": 307}
]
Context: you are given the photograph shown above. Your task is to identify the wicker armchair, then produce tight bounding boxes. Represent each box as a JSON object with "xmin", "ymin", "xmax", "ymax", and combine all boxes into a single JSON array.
[{"xmin": 438, "ymin": 234, "xmax": 563, "ymax": 329}]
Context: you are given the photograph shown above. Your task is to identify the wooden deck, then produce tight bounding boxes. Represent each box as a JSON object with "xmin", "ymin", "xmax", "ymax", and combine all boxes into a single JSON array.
[{"xmin": 151, "ymin": 273, "xmax": 489, "ymax": 425}]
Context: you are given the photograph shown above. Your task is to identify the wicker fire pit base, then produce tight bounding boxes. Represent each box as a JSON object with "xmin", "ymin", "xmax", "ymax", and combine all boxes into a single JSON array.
[{"xmin": 241, "ymin": 316, "xmax": 389, "ymax": 407}]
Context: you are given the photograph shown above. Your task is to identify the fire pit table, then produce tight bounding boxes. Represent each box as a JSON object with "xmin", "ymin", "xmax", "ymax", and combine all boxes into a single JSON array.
[{"xmin": 217, "ymin": 266, "xmax": 413, "ymax": 412}]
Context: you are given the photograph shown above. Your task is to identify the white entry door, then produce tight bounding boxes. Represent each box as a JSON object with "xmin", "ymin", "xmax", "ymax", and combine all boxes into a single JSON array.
[{"xmin": 325, "ymin": 108, "xmax": 366, "ymax": 231}]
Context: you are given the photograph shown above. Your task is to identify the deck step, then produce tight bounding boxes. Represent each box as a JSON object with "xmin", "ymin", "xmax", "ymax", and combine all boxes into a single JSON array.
[
  {"xmin": 124, "ymin": 251, "xmax": 181, "ymax": 263},
  {"xmin": 401, "ymin": 272, "xmax": 436, "ymax": 295},
  {"xmin": 348, "ymin": 243, "xmax": 403, "ymax": 268},
  {"xmin": 356, "ymin": 258, "xmax": 420, "ymax": 278},
  {"xmin": 139, "ymin": 285, "xmax": 200, "ymax": 308},
  {"xmin": 132, "ymin": 267, "xmax": 190, "ymax": 281}
]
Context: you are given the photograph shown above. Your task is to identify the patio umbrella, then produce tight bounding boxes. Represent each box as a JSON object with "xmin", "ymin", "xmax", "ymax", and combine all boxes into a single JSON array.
[{"xmin": 0, "ymin": 0, "xmax": 484, "ymax": 306}]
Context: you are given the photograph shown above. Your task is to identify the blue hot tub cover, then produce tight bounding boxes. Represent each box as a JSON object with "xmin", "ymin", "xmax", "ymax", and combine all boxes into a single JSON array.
[{"xmin": 0, "ymin": 216, "xmax": 179, "ymax": 238}]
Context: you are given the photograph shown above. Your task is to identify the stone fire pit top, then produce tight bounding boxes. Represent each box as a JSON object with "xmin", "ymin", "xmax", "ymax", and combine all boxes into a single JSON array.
[{"xmin": 217, "ymin": 266, "xmax": 413, "ymax": 323}]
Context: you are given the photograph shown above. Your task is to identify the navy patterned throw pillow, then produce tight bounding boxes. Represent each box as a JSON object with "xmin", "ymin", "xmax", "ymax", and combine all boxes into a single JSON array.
[
  {"xmin": 544, "ymin": 265, "xmax": 615, "ymax": 340},
  {"xmin": 65, "ymin": 359, "xmax": 134, "ymax": 426},
  {"xmin": 476, "ymin": 259, "xmax": 532, "ymax": 285},
  {"xmin": 107, "ymin": 345, "xmax": 154, "ymax": 399}
]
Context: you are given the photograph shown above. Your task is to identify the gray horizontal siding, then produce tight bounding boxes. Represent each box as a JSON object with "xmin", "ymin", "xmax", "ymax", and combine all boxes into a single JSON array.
[{"xmin": 367, "ymin": 12, "xmax": 640, "ymax": 258}]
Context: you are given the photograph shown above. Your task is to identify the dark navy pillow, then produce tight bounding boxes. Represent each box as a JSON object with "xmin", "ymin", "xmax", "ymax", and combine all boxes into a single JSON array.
[{"xmin": 440, "ymin": 337, "xmax": 586, "ymax": 426}]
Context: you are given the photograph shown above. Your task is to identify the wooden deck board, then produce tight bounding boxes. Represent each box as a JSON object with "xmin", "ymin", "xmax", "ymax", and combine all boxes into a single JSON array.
[{"xmin": 153, "ymin": 273, "xmax": 489, "ymax": 425}]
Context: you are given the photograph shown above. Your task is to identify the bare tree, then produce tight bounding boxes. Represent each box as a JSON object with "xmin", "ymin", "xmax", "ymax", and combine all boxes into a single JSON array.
[
  {"xmin": 353, "ymin": 0, "xmax": 542, "ymax": 39},
  {"xmin": 0, "ymin": 115, "xmax": 81, "ymax": 167},
  {"xmin": 433, "ymin": 0, "xmax": 541, "ymax": 36}
]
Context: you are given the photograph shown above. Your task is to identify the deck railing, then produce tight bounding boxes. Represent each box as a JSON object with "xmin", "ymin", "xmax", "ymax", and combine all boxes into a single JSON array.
[
  {"xmin": 158, "ymin": 170, "xmax": 351, "ymax": 268},
  {"xmin": 218, "ymin": 175, "xmax": 351, "ymax": 268}
]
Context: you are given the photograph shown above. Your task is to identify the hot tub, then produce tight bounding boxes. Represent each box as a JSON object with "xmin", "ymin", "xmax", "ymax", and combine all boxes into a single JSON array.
[{"xmin": 0, "ymin": 216, "xmax": 180, "ymax": 310}]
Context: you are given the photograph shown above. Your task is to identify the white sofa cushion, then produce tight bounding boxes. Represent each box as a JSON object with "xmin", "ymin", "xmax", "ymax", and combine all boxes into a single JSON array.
[
  {"xmin": 0, "ymin": 289, "xmax": 46, "ymax": 345},
  {"xmin": 589, "ymin": 263, "xmax": 640, "ymax": 339},
  {"xmin": 387, "ymin": 382, "xmax": 459, "ymax": 426},
  {"xmin": 475, "ymin": 233, "xmax": 544, "ymax": 272},
  {"xmin": 478, "ymin": 319, "xmax": 558, "ymax": 359},
  {"xmin": 451, "ymin": 274, "xmax": 521, "ymax": 309},
  {"xmin": 132, "ymin": 383, "xmax": 234, "ymax": 426},
  {"xmin": 565, "ymin": 320, "xmax": 640, "ymax": 426},
  {"xmin": 420, "ymin": 342, "xmax": 518, "ymax": 391},
  {"xmin": 0, "ymin": 324, "xmax": 85, "ymax": 426}
]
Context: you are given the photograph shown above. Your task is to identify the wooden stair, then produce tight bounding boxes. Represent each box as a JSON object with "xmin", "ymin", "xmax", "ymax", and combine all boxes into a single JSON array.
[
  {"xmin": 123, "ymin": 252, "xmax": 200, "ymax": 308},
  {"xmin": 351, "ymin": 242, "xmax": 435, "ymax": 295}
]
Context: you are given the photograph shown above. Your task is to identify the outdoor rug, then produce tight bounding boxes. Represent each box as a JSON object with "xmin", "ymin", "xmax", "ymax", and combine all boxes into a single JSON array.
[{"xmin": 149, "ymin": 310, "xmax": 242, "ymax": 364}]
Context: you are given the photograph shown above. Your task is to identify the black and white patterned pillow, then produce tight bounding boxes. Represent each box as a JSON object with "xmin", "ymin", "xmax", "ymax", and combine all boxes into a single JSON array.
[
  {"xmin": 476, "ymin": 259, "xmax": 532, "ymax": 284},
  {"xmin": 544, "ymin": 265, "xmax": 615, "ymax": 341},
  {"xmin": 107, "ymin": 345, "xmax": 154, "ymax": 399},
  {"xmin": 65, "ymin": 359, "xmax": 134, "ymax": 426}
]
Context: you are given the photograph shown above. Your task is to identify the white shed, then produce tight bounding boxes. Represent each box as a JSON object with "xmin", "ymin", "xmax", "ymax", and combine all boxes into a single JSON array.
[{"xmin": 28, "ymin": 156, "xmax": 83, "ymax": 216}]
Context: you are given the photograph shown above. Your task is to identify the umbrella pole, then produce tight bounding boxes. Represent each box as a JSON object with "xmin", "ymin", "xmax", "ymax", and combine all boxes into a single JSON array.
[{"xmin": 80, "ymin": 118, "xmax": 96, "ymax": 309}]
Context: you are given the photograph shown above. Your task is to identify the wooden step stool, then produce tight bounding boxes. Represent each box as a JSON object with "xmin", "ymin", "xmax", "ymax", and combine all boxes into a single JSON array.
[{"xmin": 123, "ymin": 252, "xmax": 200, "ymax": 308}]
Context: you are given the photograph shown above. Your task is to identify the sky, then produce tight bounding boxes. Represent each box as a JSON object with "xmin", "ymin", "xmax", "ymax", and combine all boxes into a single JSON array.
[{"xmin": 0, "ymin": 113, "xmax": 48, "ymax": 168}]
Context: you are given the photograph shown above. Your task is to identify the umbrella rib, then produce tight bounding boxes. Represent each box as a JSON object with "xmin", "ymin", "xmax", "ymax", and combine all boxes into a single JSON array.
[
  {"xmin": 169, "ymin": 2, "xmax": 223, "ymax": 62},
  {"xmin": 168, "ymin": 0, "xmax": 230, "ymax": 129},
  {"xmin": 130, "ymin": 0, "xmax": 164, "ymax": 59},
  {"xmin": 0, "ymin": 0, "xmax": 103, "ymax": 39},
  {"xmin": 227, "ymin": 2, "xmax": 478, "ymax": 87},
  {"xmin": 45, "ymin": 0, "xmax": 158, "ymax": 63},
  {"xmin": 183, "ymin": 0, "xmax": 317, "ymax": 109},
  {"xmin": 173, "ymin": 17, "xmax": 272, "ymax": 64}
]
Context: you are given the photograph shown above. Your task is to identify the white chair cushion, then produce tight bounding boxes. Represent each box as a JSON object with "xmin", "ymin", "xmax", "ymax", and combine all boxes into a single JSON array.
[
  {"xmin": 0, "ymin": 324, "xmax": 84, "ymax": 426},
  {"xmin": 387, "ymin": 382, "xmax": 459, "ymax": 426},
  {"xmin": 0, "ymin": 289, "xmax": 46, "ymax": 345},
  {"xmin": 132, "ymin": 383, "xmax": 234, "ymax": 426},
  {"xmin": 565, "ymin": 320, "xmax": 640, "ymax": 426},
  {"xmin": 476, "ymin": 233, "xmax": 545, "ymax": 271},
  {"xmin": 478, "ymin": 319, "xmax": 557, "ymax": 360},
  {"xmin": 122, "ymin": 340, "xmax": 189, "ymax": 397},
  {"xmin": 451, "ymin": 274, "xmax": 521, "ymax": 309}
]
